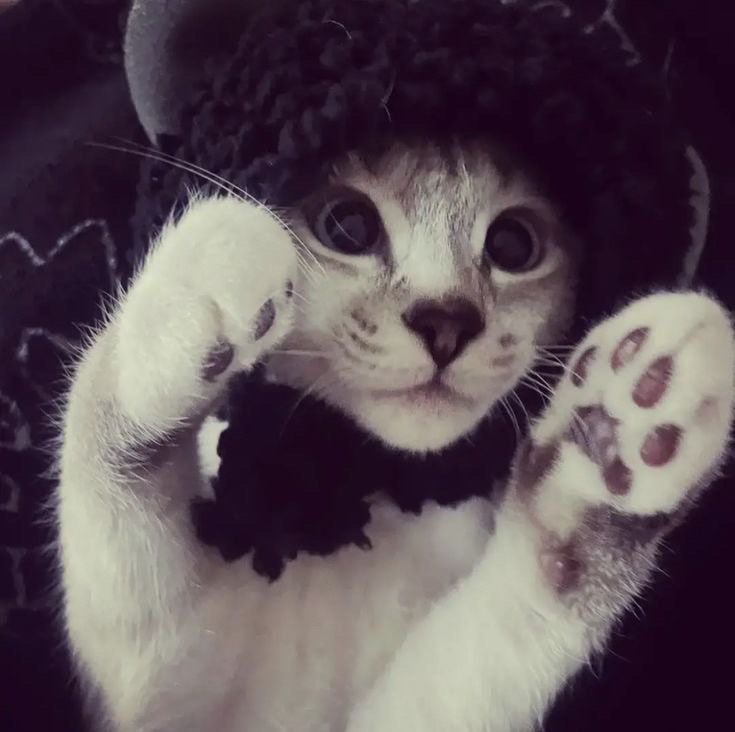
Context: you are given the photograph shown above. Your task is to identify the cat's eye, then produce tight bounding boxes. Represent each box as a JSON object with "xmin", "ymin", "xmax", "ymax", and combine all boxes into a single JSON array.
[
  {"xmin": 309, "ymin": 192, "xmax": 384, "ymax": 255},
  {"xmin": 484, "ymin": 213, "xmax": 544, "ymax": 273}
]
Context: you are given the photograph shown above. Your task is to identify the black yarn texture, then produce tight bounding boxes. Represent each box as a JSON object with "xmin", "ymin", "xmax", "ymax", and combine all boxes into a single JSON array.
[{"xmin": 132, "ymin": 0, "xmax": 696, "ymax": 579}]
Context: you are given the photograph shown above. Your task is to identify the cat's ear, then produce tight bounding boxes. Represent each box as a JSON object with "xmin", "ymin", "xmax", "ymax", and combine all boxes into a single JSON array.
[{"xmin": 124, "ymin": 0, "xmax": 263, "ymax": 144}]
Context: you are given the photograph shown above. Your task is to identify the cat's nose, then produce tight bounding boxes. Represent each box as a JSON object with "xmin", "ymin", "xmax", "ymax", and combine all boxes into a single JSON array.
[{"xmin": 402, "ymin": 298, "xmax": 485, "ymax": 369}]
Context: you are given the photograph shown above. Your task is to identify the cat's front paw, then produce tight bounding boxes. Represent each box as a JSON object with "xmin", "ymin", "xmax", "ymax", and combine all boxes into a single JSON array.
[
  {"xmin": 117, "ymin": 196, "xmax": 298, "ymax": 427},
  {"xmin": 515, "ymin": 293, "xmax": 734, "ymax": 602}
]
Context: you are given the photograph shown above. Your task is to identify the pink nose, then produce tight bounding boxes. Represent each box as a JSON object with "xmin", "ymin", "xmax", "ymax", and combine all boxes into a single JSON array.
[{"xmin": 402, "ymin": 298, "xmax": 485, "ymax": 368}]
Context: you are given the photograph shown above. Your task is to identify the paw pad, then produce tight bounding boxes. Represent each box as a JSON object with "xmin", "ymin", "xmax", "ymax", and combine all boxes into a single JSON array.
[
  {"xmin": 571, "ymin": 406, "xmax": 618, "ymax": 464},
  {"xmin": 641, "ymin": 424, "xmax": 681, "ymax": 467},
  {"xmin": 611, "ymin": 327, "xmax": 648, "ymax": 371},
  {"xmin": 602, "ymin": 457, "xmax": 633, "ymax": 496},
  {"xmin": 253, "ymin": 299, "xmax": 276, "ymax": 340},
  {"xmin": 633, "ymin": 356, "xmax": 673, "ymax": 408},
  {"xmin": 568, "ymin": 406, "xmax": 633, "ymax": 495},
  {"xmin": 562, "ymin": 404, "xmax": 681, "ymax": 495},
  {"xmin": 202, "ymin": 341, "xmax": 235, "ymax": 382},
  {"xmin": 516, "ymin": 440, "xmax": 560, "ymax": 493},
  {"xmin": 571, "ymin": 347, "xmax": 596, "ymax": 387},
  {"xmin": 539, "ymin": 542, "xmax": 582, "ymax": 593}
]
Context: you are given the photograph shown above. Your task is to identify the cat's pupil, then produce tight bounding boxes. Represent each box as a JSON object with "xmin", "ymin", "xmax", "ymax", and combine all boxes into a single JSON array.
[
  {"xmin": 322, "ymin": 199, "xmax": 381, "ymax": 254},
  {"xmin": 484, "ymin": 217, "xmax": 539, "ymax": 273}
]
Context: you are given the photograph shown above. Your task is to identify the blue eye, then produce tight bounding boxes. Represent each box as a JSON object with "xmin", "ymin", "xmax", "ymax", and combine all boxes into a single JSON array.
[
  {"xmin": 313, "ymin": 195, "xmax": 384, "ymax": 255},
  {"xmin": 484, "ymin": 215, "xmax": 543, "ymax": 273}
]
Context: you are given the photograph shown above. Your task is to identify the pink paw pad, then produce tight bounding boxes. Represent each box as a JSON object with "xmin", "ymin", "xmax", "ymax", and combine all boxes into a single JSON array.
[
  {"xmin": 571, "ymin": 347, "xmax": 596, "ymax": 387},
  {"xmin": 565, "ymin": 403, "xmax": 682, "ymax": 496},
  {"xmin": 569, "ymin": 406, "xmax": 633, "ymax": 495},
  {"xmin": 633, "ymin": 356, "xmax": 673, "ymax": 408},
  {"xmin": 202, "ymin": 340, "xmax": 235, "ymax": 381},
  {"xmin": 641, "ymin": 424, "xmax": 682, "ymax": 466},
  {"xmin": 516, "ymin": 440, "xmax": 561, "ymax": 495},
  {"xmin": 539, "ymin": 543, "xmax": 582, "ymax": 594},
  {"xmin": 611, "ymin": 327, "xmax": 648, "ymax": 371}
]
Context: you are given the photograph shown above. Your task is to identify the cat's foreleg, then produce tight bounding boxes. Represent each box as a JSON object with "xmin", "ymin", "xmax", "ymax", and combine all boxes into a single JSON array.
[
  {"xmin": 348, "ymin": 292, "xmax": 734, "ymax": 731},
  {"xmin": 57, "ymin": 196, "xmax": 297, "ymax": 720}
]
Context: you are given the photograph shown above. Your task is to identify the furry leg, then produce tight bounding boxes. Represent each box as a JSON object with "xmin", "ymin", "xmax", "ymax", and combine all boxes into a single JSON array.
[
  {"xmin": 56, "ymin": 196, "xmax": 297, "ymax": 727},
  {"xmin": 348, "ymin": 292, "xmax": 735, "ymax": 731}
]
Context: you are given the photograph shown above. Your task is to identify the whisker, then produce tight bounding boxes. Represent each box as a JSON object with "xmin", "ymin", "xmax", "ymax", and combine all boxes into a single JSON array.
[
  {"xmin": 90, "ymin": 138, "xmax": 326, "ymax": 284},
  {"xmin": 527, "ymin": 369, "xmax": 557, "ymax": 394},
  {"xmin": 536, "ymin": 362, "xmax": 568, "ymax": 374},
  {"xmin": 536, "ymin": 352, "xmax": 567, "ymax": 365},
  {"xmin": 532, "ymin": 364, "xmax": 566, "ymax": 377},
  {"xmin": 283, "ymin": 301, "xmax": 311, "ymax": 320},
  {"xmin": 278, "ymin": 370, "xmax": 336, "ymax": 437},
  {"xmin": 536, "ymin": 349, "xmax": 571, "ymax": 368},
  {"xmin": 288, "ymin": 290, "xmax": 315, "ymax": 307},
  {"xmin": 499, "ymin": 396, "xmax": 521, "ymax": 446},
  {"xmin": 564, "ymin": 408, "xmax": 596, "ymax": 460},
  {"xmin": 90, "ymin": 141, "xmax": 238, "ymax": 200},
  {"xmin": 519, "ymin": 384, "xmax": 550, "ymax": 408},
  {"xmin": 521, "ymin": 373, "xmax": 555, "ymax": 399},
  {"xmin": 540, "ymin": 343, "xmax": 577, "ymax": 352},
  {"xmin": 270, "ymin": 349, "xmax": 329, "ymax": 358},
  {"xmin": 509, "ymin": 390, "xmax": 532, "ymax": 433}
]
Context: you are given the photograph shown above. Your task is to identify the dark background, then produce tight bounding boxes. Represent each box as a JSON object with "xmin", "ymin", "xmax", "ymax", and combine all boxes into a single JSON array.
[{"xmin": 1, "ymin": 1, "xmax": 733, "ymax": 729}]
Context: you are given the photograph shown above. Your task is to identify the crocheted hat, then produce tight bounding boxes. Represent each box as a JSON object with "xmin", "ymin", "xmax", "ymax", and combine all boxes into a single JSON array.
[{"xmin": 127, "ymin": 0, "xmax": 707, "ymax": 328}]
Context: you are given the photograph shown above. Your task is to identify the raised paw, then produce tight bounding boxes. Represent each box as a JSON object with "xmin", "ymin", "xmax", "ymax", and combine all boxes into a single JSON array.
[
  {"xmin": 116, "ymin": 196, "xmax": 298, "ymax": 428},
  {"xmin": 519, "ymin": 292, "xmax": 734, "ymax": 526},
  {"xmin": 512, "ymin": 293, "xmax": 734, "ymax": 612}
]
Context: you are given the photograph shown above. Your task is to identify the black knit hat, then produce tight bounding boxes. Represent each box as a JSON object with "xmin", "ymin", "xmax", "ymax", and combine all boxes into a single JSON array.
[
  {"xmin": 124, "ymin": 0, "xmax": 710, "ymax": 577},
  {"xmin": 129, "ymin": 0, "xmax": 705, "ymax": 329}
]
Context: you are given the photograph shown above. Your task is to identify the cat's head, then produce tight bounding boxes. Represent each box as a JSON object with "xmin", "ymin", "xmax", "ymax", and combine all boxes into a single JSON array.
[
  {"xmin": 128, "ymin": 2, "xmax": 701, "ymax": 449},
  {"xmin": 267, "ymin": 143, "xmax": 579, "ymax": 453}
]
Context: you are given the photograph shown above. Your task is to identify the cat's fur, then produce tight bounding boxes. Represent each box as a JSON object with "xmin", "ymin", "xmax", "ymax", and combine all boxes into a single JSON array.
[{"xmin": 57, "ymin": 144, "xmax": 735, "ymax": 731}]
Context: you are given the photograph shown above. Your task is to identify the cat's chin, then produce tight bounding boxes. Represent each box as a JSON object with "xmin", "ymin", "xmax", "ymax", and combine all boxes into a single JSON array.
[{"xmin": 345, "ymin": 387, "xmax": 491, "ymax": 454}]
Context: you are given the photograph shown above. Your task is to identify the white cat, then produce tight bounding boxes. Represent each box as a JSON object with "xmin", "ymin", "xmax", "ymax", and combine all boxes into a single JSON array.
[{"xmin": 57, "ymin": 143, "xmax": 734, "ymax": 731}]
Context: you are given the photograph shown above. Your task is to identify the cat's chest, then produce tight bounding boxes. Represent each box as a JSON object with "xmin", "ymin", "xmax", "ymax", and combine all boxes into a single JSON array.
[{"xmin": 177, "ymin": 495, "xmax": 493, "ymax": 732}]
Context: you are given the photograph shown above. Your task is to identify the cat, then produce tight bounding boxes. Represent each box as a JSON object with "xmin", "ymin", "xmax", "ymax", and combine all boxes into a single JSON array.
[{"xmin": 57, "ymin": 142, "xmax": 734, "ymax": 731}]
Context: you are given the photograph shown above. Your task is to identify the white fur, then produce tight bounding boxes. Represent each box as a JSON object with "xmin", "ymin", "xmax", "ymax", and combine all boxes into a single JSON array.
[
  {"xmin": 57, "ymin": 151, "xmax": 734, "ymax": 731},
  {"xmin": 269, "ymin": 145, "xmax": 577, "ymax": 452}
]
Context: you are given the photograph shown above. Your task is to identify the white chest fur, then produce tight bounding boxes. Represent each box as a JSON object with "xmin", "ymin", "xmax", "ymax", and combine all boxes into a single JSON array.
[{"xmin": 122, "ymin": 493, "xmax": 492, "ymax": 732}]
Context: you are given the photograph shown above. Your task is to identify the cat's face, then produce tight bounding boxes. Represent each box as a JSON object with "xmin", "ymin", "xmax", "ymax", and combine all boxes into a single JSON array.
[{"xmin": 267, "ymin": 143, "xmax": 579, "ymax": 453}]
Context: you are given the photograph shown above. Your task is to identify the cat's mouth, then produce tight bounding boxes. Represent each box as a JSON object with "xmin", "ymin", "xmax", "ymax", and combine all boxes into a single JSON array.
[{"xmin": 370, "ymin": 377, "xmax": 475, "ymax": 409}]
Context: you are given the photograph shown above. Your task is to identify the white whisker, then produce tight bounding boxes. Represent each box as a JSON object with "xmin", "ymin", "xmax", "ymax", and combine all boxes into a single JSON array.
[
  {"xmin": 499, "ymin": 397, "xmax": 521, "ymax": 446},
  {"xmin": 89, "ymin": 138, "xmax": 326, "ymax": 285},
  {"xmin": 509, "ymin": 391, "xmax": 532, "ymax": 433},
  {"xmin": 278, "ymin": 370, "xmax": 336, "ymax": 438},
  {"xmin": 270, "ymin": 349, "xmax": 329, "ymax": 358},
  {"xmin": 521, "ymin": 373, "xmax": 554, "ymax": 399}
]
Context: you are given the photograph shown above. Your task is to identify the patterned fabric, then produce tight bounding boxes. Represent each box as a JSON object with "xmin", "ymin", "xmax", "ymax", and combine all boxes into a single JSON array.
[
  {"xmin": 0, "ymin": 2, "xmax": 137, "ymax": 728},
  {"xmin": 0, "ymin": 1, "xmax": 732, "ymax": 730}
]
